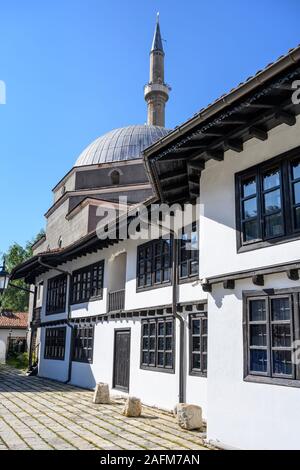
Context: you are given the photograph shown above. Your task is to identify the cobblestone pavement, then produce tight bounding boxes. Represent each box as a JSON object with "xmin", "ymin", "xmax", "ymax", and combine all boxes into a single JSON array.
[{"xmin": 0, "ymin": 365, "xmax": 209, "ymax": 451}]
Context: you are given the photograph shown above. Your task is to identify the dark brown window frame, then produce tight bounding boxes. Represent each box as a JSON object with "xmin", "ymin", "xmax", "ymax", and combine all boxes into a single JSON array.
[
  {"xmin": 243, "ymin": 288, "xmax": 300, "ymax": 388},
  {"xmin": 46, "ymin": 274, "xmax": 67, "ymax": 315},
  {"xmin": 178, "ymin": 222, "xmax": 199, "ymax": 283},
  {"xmin": 136, "ymin": 239, "xmax": 172, "ymax": 291},
  {"xmin": 236, "ymin": 146, "xmax": 300, "ymax": 253},
  {"xmin": 72, "ymin": 325, "xmax": 94, "ymax": 363},
  {"xmin": 70, "ymin": 260, "xmax": 104, "ymax": 305},
  {"xmin": 44, "ymin": 327, "xmax": 66, "ymax": 360},
  {"xmin": 140, "ymin": 317, "xmax": 175, "ymax": 373},
  {"xmin": 189, "ymin": 312, "xmax": 208, "ymax": 377}
]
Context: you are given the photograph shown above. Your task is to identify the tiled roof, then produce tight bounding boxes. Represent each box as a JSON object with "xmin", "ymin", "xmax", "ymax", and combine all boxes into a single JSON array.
[{"xmin": 0, "ymin": 311, "xmax": 28, "ymax": 329}]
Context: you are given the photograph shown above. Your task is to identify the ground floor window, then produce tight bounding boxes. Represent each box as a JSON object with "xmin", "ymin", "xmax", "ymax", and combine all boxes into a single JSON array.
[
  {"xmin": 244, "ymin": 290, "xmax": 300, "ymax": 384},
  {"xmin": 44, "ymin": 327, "xmax": 66, "ymax": 360},
  {"xmin": 72, "ymin": 325, "xmax": 94, "ymax": 363},
  {"xmin": 141, "ymin": 317, "xmax": 174, "ymax": 372},
  {"xmin": 189, "ymin": 312, "xmax": 207, "ymax": 376}
]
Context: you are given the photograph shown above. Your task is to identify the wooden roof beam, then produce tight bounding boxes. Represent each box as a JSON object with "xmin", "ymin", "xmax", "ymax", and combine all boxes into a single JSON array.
[
  {"xmin": 249, "ymin": 127, "xmax": 268, "ymax": 141},
  {"xmin": 188, "ymin": 160, "xmax": 205, "ymax": 172},
  {"xmin": 160, "ymin": 169, "xmax": 187, "ymax": 182},
  {"xmin": 223, "ymin": 139, "xmax": 243, "ymax": 153},
  {"xmin": 275, "ymin": 110, "xmax": 296, "ymax": 126},
  {"xmin": 202, "ymin": 150, "xmax": 224, "ymax": 161}
]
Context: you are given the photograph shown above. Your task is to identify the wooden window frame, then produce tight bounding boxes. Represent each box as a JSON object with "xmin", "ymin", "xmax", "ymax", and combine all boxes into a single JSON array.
[
  {"xmin": 178, "ymin": 222, "xmax": 199, "ymax": 283},
  {"xmin": 45, "ymin": 274, "xmax": 67, "ymax": 315},
  {"xmin": 236, "ymin": 146, "xmax": 300, "ymax": 253},
  {"xmin": 189, "ymin": 312, "xmax": 208, "ymax": 377},
  {"xmin": 140, "ymin": 317, "xmax": 175, "ymax": 373},
  {"xmin": 44, "ymin": 327, "xmax": 66, "ymax": 360},
  {"xmin": 70, "ymin": 260, "xmax": 104, "ymax": 305},
  {"xmin": 243, "ymin": 289, "xmax": 300, "ymax": 387},
  {"xmin": 72, "ymin": 325, "xmax": 94, "ymax": 363},
  {"xmin": 136, "ymin": 239, "xmax": 172, "ymax": 291}
]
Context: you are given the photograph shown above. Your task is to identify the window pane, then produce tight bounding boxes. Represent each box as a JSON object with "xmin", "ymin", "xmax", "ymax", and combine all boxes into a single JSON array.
[
  {"xmin": 165, "ymin": 322, "xmax": 173, "ymax": 335},
  {"xmin": 250, "ymin": 325, "xmax": 267, "ymax": 347},
  {"xmin": 158, "ymin": 322, "xmax": 164, "ymax": 335},
  {"xmin": 165, "ymin": 352, "xmax": 172, "ymax": 367},
  {"xmin": 142, "ymin": 337, "xmax": 149, "ymax": 349},
  {"xmin": 265, "ymin": 213, "xmax": 284, "ymax": 238},
  {"xmin": 192, "ymin": 336, "xmax": 200, "ymax": 352},
  {"xmin": 271, "ymin": 298, "xmax": 290, "ymax": 321},
  {"xmin": 249, "ymin": 299, "xmax": 266, "ymax": 321},
  {"xmin": 292, "ymin": 159, "xmax": 300, "ymax": 180},
  {"xmin": 149, "ymin": 323, "xmax": 156, "ymax": 336},
  {"xmin": 295, "ymin": 206, "xmax": 300, "ymax": 230},
  {"xmin": 294, "ymin": 182, "xmax": 300, "ymax": 205},
  {"xmin": 158, "ymin": 337, "xmax": 164, "ymax": 350},
  {"xmin": 180, "ymin": 262, "xmax": 188, "ymax": 278},
  {"xmin": 243, "ymin": 219, "xmax": 259, "ymax": 242},
  {"xmin": 243, "ymin": 177, "xmax": 256, "ymax": 197},
  {"xmin": 243, "ymin": 198, "xmax": 257, "ymax": 219},
  {"xmin": 272, "ymin": 351, "xmax": 292, "ymax": 376},
  {"xmin": 192, "ymin": 319, "xmax": 200, "ymax": 335},
  {"xmin": 264, "ymin": 189, "xmax": 281, "ymax": 214},
  {"xmin": 165, "ymin": 337, "xmax": 172, "ymax": 350},
  {"xmin": 149, "ymin": 337, "xmax": 155, "ymax": 350},
  {"xmin": 250, "ymin": 349, "xmax": 268, "ymax": 373},
  {"xmin": 263, "ymin": 168, "xmax": 280, "ymax": 190},
  {"xmin": 157, "ymin": 352, "xmax": 164, "ymax": 366},
  {"xmin": 272, "ymin": 324, "xmax": 291, "ymax": 347},
  {"xmin": 143, "ymin": 323, "xmax": 149, "ymax": 336},
  {"xmin": 142, "ymin": 352, "xmax": 149, "ymax": 364},
  {"xmin": 192, "ymin": 354, "xmax": 200, "ymax": 370}
]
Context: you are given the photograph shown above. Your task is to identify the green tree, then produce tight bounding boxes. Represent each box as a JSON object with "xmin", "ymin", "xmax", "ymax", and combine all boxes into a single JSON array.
[{"xmin": 1, "ymin": 229, "xmax": 45, "ymax": 312}]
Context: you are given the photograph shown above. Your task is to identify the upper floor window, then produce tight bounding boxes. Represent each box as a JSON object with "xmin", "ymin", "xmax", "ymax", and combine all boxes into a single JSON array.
[
  {"xmin": 236, "ymin": 147, "xmax": 300, "ymax": 251},
  {"xmin": 46, "ymin": 274, "xmax": 67, "ymax": 315},
  {"xmin": 179, "ymin": 222, "xmax": 199, "ymax": 280},
  {"xmin": 137, "ymin": 239, "xmax": 172, "ymax": 290},
  {"xmin": 71, "ymin": 261, "xmax": 104, "ymax": 305},
  {"xmin": 244, "ymin": 290, "xmax": 300, "ymax": 385},
  {"xmin": 44, "ymin": 327, "xmax": 66, "ymax": 360}
]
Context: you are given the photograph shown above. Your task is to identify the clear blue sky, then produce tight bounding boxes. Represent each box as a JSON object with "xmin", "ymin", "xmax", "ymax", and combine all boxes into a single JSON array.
[{"xmin": 0, "ymin": 0, "xmax": 300, "ymax": 256}]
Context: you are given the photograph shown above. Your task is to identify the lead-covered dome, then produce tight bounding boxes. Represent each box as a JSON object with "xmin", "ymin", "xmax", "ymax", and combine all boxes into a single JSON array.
[{"xmin": 75, "ymin": 125, "xmax": 171, "ymax": 167}]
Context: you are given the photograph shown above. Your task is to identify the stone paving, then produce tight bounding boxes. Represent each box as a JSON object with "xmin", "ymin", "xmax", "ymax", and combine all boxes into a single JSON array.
[{"xmin": 0, "ymin": 365, "xmax": 209, "ymax": 451}]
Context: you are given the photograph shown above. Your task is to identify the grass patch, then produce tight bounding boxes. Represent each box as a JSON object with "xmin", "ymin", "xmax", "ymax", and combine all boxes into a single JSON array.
[{"xmin": 6, "ymin": 352, "xmax": 29, "ymax": 371}]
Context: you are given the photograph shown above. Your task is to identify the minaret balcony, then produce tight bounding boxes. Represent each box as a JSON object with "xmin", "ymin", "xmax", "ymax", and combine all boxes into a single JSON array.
[{"xmin": 144, "ymin": 83, "xmax": 170, "ymax": 101}]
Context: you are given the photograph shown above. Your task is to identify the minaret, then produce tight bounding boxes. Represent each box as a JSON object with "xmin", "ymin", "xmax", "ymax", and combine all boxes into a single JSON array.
[{"xmin": 144, "ymin": 13, "xmax": 170, "ymax": 127}]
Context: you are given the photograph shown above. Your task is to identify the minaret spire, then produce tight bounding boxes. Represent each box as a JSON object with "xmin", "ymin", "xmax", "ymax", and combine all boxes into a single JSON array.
[{"xmin": 144, "ymin": 13, "xmax": 170, "ymax": 127}]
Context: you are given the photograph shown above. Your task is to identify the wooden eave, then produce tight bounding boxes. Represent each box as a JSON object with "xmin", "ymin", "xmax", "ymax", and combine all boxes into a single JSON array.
[{"xmin": 145, "ymin": 59, "xmax": 300, "ymax": 204}]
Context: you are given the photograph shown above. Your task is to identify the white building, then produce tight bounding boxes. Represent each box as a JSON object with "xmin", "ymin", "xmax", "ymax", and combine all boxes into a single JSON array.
[
  {"xmin": 10, "ymin": 17, "xmax": 300, "ymax": 449},
  {"xmin": 0, "ymin": 311, "xmax": 28, "ymax": 363}
]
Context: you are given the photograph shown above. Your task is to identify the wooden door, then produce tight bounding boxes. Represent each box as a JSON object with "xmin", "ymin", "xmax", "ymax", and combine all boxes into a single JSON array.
[{"xmin": 113, "ymin": 329, "xmax": 131, "ymax": 392}]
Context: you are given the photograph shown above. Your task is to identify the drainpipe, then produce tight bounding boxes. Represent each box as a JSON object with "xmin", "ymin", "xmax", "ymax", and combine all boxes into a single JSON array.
[
  {"xmin": 37, "ymin": 257, "xmax": 74, "ymax": 384},
  {"xmin": 171, "ymin": 236, "xmax": 185, "ymax": 404},
  {"xmin": 139, "ymin": 213, "xmax": 185, "ymax": 404}
]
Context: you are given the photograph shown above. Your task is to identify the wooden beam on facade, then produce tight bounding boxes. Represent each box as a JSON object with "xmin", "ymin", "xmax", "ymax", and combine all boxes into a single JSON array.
[
  {"xmin": 202, "ymin": 150, "xmax": 224, "ymax": 161},
  {"xmin": 287, "ymin": 269, "xmax": 299, "ymax": 281},
  {"xmin": 188, "ymin": 160, "xmax": 205, "ymax": 172},
  {"xmin": 252, "ymin": 274, "xmax": 264, "ymax": 286},
  {"xmin": 224, "ymin": 139, "xmax": 243, "ymax": 153},
  {"xmin": 249, "ymin": 127, "xmax": 268, "ymax": 141},
  {"xmin": 275, "ymin": 110, "xmax": 296, "ymax": 126},
  {"xmin": 160, "ymin": 169, "xmax": 187, "ymax": 182}
]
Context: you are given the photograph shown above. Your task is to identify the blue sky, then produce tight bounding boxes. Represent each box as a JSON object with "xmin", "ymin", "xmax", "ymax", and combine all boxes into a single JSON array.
[{"xmin": 0, "ymin": 0, "xmax": 300, "ymax": 255}]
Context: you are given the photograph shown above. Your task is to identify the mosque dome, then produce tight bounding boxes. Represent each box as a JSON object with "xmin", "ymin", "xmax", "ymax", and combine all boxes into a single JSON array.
[{"xmin": 74, "ymin": 125, "xmax": 171, "ymax": 167}]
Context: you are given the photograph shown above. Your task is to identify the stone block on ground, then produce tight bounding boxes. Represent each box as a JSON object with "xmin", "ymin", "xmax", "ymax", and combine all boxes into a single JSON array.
[
  {"xmin": 122, "ymin": 396, "xmax": 142, "ymax": 417},
  {"xmin": 93, "ymin": 383, "xmax": 110, "ymax": 404},
  {"xmin": 176, "ymin": 403, "xmax": 203, "ymax": 431}
]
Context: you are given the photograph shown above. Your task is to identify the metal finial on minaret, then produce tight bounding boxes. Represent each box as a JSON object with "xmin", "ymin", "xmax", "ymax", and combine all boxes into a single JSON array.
[{"xmin": 144, "ymin": 14, "xmax": 170, "ymax": 127}]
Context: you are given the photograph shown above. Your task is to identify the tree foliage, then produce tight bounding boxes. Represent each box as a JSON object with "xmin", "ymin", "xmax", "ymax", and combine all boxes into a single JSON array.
[{"xmin": 1, "ymin": 229, "xmax": 45, "ymax": 312}]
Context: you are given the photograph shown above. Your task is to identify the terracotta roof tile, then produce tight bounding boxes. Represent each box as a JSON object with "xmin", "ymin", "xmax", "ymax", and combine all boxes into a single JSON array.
[{"xmin": 0, "ymin": 311, "xmax": 28, "ymax": 329}]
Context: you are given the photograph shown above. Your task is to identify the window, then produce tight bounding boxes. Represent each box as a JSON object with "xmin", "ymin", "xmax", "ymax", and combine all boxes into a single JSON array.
[
  {"xmin": 244, "ymin": 291, "xmax": 300, "ymax": 385},
  {"xmin": 189, "ymin": 313, "xmax": 207, "ymax": 376},
  {"xmin": 236, "ymin": 147, "xmax": 300, "ymax": 250},
  {"xmin": 71, "ymin": 261, "xmax": 104, "ymax": 304},
  {"xmin": 137, "ymin": 239, "xmax": 172, "ymax": 289},
  {"xmin": 141, "ymin": 317, "xmax": 174, "ymax": 372},
  {"xmin": 46, "ymin": 274, "xmax": 67, "ymax": 315},
  {"xmin": 44, "ymin": 327, "xmax": 66, "ymax": 360},
  {"xmin": 110, "ymin": 170, "xmax": 120, "ymax": 185},
  {"xmin": 72, "ymin": 325, "xmax": 94, "ymax": 363},
  {"xmin": 179, "ymin": 222, "xmax": 199, "ymax": 280}
]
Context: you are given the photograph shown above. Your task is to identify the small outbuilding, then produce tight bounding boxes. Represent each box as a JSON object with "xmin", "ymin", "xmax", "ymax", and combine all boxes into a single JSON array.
[{"xmin": 0, "ymin": 311, "xmax": 28, "ymax": 363}]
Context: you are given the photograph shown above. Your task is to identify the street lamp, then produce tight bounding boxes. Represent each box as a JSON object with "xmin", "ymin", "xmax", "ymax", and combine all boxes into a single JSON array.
[{"xmin": 0, "ymin": 258, "xmax": 9, "ymax": 295}]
